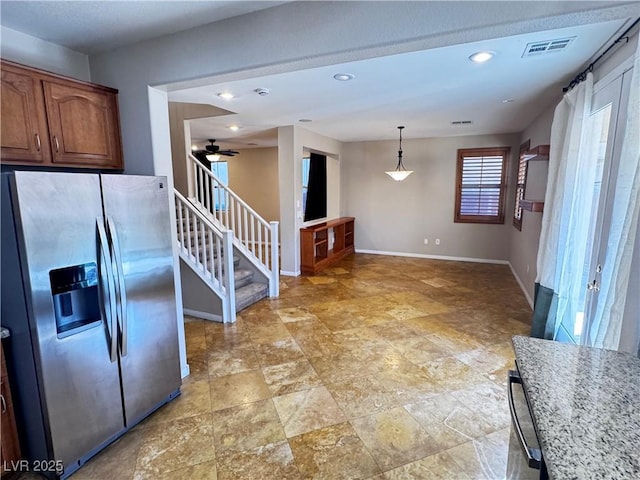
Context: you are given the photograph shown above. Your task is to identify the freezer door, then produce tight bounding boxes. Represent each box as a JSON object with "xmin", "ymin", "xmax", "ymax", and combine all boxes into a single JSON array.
[
  {"xmin": 100, "ymin": 175, "xmax": 181, "ymax": 425},
  {"xmin": 10, "ymin": 171, "xmax": 125, "ymax": 467}
]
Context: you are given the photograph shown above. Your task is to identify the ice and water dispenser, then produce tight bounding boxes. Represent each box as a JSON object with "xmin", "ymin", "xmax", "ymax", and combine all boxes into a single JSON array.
[{"xmin": 49, "ymin": 263, "xmax": 101, "ymax": 338}]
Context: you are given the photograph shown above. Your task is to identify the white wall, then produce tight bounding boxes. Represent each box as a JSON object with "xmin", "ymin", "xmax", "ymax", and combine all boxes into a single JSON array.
[
  {"xmin": 0, "ymin": 26, "xmax": 90, "ymax": 81},
  {"xmin": 229, "ymin": 147, "xmax": 280, "ymax": 222},
  {"xmin": 508, "ymin": 104, "xmax": 556, "ymax": 306},
  {"xmin": 88, "ymin": 2, "xmax": 636, "ymax": 175},
  {"xmin": 343, "ymin": 133, "xmax": 520, "ymax": 261},
  {"xmin": 168, "ymin": 102, "xmax": 229, "ymax": 194},
  {"xmin": 278, "ymin": 126, "xmax": 342, "ymax": 275}
]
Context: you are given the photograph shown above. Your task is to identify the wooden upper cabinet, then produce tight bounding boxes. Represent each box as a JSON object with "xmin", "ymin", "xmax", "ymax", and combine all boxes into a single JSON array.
[
  {"xmin": 0, "ymin": 60, "xmax": 123, "ymax": 170},
  {"xmin": 43, "ymin": 80, "xmax": 122, "ymax": 168},
  {"xmin": 1, "ymin": 65, "xmax": 51, "ymax": 164}
]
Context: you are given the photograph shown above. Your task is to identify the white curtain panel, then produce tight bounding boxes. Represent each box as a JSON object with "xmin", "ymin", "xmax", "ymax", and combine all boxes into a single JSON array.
[
  {"xmin": 535, "ymin": 74, "xmax": 593, "ymax": 339},
  {"xmin": 591, "ymin": 41, "xmax": 640, "ymax": 352}
]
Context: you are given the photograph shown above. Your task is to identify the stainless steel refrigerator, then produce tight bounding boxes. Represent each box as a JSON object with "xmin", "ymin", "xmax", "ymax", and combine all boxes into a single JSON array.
[{"xmin": 1, "ymin": 171, "xmax": 181, "ymax": 479}]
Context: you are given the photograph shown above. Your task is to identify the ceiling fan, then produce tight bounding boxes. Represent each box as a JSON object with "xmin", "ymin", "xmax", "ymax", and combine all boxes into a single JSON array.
[{"xmin": 193, "ymin": 139, "xmax": 239, "ymax": 161}]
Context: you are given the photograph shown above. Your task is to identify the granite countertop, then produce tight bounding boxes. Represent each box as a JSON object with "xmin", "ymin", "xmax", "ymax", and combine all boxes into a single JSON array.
[{"xmin": 512, "ymin": 335, "xmax": 640, "ymax": 480}]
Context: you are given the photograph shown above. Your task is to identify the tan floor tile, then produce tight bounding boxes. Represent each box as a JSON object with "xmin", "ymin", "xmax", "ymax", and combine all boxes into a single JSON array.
[
  {"xmin": 133, "ymin": 413, "xmax": 215, "ymax": 479},
  {"xmin": 289, "ymin": 422, "xmax": 382, "ymax": 479},
  {"xmin": 262, "ymin": 359, "xmax": 323, "ymax": 396},
  {"xmin": 420, "ymin": 277, "xmax": 457, "ymax": 288},
  {"xmin": 451, "ymin": 382, "xmax": 511, "ymax": 432},
  {"xmin": 184, "ymin": 352, "xmax": 210, "ymax": 383},
  {"xmin": 272, "ymin": 386, "xmax": 347, "ymax": 437},
  {"xmin": 308, "ymin": 352, "xmax": 380, "ymax": 384},
  {"xmin": 374, "ymin": 364, "xmax": 443, "ymax": 403},
  {"xmin": 368, "ymin": 321, "xmax": 423, "ymax": 341},
  {"xmin": 70, "ymin": 426, "xmax": 144, "ymax": 480},
  {"xmin": 216, "ymin": 440, "xmax": 301, "ymax": 480},
  {"xmin": 277, "ymin": 306, "xmax": 320, "ymax": 323},
  {"xmin": 209, "ymin": 370, "xmax": 271, "ymax": 411},
  {"xmin": 253, "ymin": 338, "xmax": 307, "ymax": 367},
  {"xmin": 389, "ymin": 336, "xmax": 449, "ymax": 365},
  {"xmin": 291, "ymin": 332, "xmax": 350, "ymax": 358},
  {"xmin": 71, "ymin": 254, "xmax": 533, "ymax": 480},
  {"xmin": 246, "ymin": 322, "xmax": 293, "ymax": 343},
  {"xmin": 327, "ymin": 376, "xmax": 398, "ymax": 418},
  {"xmin": 319, "ymin": 313, "xmax": 372, "ymax": 332},
  {"xmin": 205, "ymin": 323, "xmax": 253, "ymax": 350},
  {"xmin": 455, "ymin": 348, "xmax": 513, "ymax": 377},
  {"xmin": 403, "ymin": 394, "xmax": 495, "ymax": 448},
  {"xmin": 207, "ymin": 346, "xmax": 260, "ymax": 377},
  {"xmin": 385, "ymin": 305, "xmax": 429, "ymax": 321},
  {"xmin": 445, "ymin": 428, "xmax": 510, "ymax": 480},
  {"xmin": 350, "ymin": 407, "xmax": 442, "ymax": 471},
  {"xmin": 154, "ymin": 460, "xmax": 217, "ymax": 480},
  {"xmin": 418, "ymin": 356, "xmax": 489, "ymax": 391},
  {"xmin": 306, "ymin": 275, "xmax": 338, "ymax": 285},
  {"xmin": 383, "ymin": 451, "xmax": 472, "ymax": 479},
  {"xmin": 212, "ymin": 399, "xmax": 286, "ymax": 453},
  {"xmin": 141, "ymin": 379, "xmax": 211, "ymax": 426}
]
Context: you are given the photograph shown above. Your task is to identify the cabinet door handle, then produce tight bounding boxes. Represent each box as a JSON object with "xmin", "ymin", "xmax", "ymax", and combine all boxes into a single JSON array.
[
  {"xmin": 35, "ymin": 133, "xmax": 41, "ymax": 152},
  {"xmin": 54, "ymin": 136, "xmax": 60, "ymax": 153},
  {"xmin": 0, "ymin": 394, "xmax": 6, "ymax": 414}
]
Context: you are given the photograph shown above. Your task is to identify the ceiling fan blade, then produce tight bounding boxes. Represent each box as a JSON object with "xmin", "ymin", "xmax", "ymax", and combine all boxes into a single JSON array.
[{"xmin": 219, "ymin": 150, "xmax": 239, "ymax": 156}]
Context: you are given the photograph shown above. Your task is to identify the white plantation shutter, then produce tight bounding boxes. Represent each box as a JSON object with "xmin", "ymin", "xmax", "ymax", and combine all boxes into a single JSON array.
[
  {"xmin": 513, "ymin": 148, "xmax": 529, "ymax": 229},
  {"xmin": 455, "ymin": 147, "xmax": 510, "ymax": 224}
]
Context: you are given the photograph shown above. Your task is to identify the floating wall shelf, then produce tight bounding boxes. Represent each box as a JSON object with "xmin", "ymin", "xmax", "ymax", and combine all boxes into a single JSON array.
[
  {"xmin": 520, "ymin": 199, "xmax": 545, "ymax": 212},
  {"xmin": 523, "ymin": 144, "xmax": 550, "ymax": 162}
]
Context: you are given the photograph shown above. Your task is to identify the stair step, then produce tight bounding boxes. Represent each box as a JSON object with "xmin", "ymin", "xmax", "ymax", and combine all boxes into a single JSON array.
[
  {"xmin": 234, "ymin": 269, "xmax": 254, "ymax": 289},
  {"xmin": 235, "ymin": 282, "xmax": 268, "ymax": 312}
]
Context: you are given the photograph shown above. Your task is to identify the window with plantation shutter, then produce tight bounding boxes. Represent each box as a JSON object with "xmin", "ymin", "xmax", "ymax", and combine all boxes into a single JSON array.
[
  {"xmin": 454, "ymin": 147, "xmax": 510, "ymax": 224},
  {"xmin": 513, "ymin": 140, "xmax": 530, "ymax": 230}
]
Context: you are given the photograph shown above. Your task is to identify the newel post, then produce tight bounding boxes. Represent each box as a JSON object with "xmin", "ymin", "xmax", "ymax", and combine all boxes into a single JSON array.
[
  {"xmin": 222, "ymin": 229, "xmax": 236, "ymax": 323},
  {"xmin": 269, "ymin": 221, "xmax": 279, "ymax": 297}
]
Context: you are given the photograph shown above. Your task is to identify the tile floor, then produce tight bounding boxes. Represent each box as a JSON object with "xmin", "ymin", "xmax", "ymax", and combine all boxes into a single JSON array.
[{"xmin": 70, "ymin": 253, "xmax": 531, "ymax": 479}]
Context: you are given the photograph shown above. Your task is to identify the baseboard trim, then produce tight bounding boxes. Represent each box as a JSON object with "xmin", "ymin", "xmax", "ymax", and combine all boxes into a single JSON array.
[
  {"xmin": 180, "ymin": 364, "xmax": 191, "ymax": 379},
  {"xmin": 183, "ymin": 308, "xmax": 223, "ymax": 323},
  {"xmin": 355, "ymin": 249, "xmax": 509, "ymax": 265},
  {"xmin": 508, "ymin": 262, "xmax": 534, "ymax": 309},
  {"xmin": 280, "ymin": 270, "xmax": 301, "ymax": 277}
]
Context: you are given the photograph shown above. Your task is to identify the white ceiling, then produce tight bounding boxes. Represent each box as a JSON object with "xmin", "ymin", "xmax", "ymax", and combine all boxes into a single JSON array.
[
  {"xmin": 171, "ymin": 18, "xmax": 628, "ymax": 149},
  {"xmin": 0, "ymin": 1, "xmax": 288, "ymax": 55},
  {"xmin": 0, "ymin": 1, "xmax": 635, "ymax": 151}
]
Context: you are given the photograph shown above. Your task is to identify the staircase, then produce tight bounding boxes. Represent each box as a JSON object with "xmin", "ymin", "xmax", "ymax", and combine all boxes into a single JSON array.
[{"xmin": 174, "ymin": 156, "xmax": 279, "ymax": 323}]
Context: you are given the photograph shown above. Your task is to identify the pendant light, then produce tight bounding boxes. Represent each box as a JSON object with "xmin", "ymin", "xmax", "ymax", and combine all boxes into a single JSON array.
[{"xmin": 385, "ymin": 126, "xmax": 413, "ymax": 181}]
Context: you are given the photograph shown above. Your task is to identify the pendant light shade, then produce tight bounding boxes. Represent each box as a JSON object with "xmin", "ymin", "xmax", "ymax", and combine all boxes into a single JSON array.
[{"xmin": 385, "ymin": 126, "xmax": 413, "ymax": 181}]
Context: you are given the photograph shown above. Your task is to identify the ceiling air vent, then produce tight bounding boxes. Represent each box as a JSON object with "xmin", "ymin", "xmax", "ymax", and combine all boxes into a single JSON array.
[
  {"xmin": 451, "ymin": 120, "xmax": 473, "ymax": 125},
  {"xmin": 522, "ymin": 37, "xmax": 576, "ymax": 57}
]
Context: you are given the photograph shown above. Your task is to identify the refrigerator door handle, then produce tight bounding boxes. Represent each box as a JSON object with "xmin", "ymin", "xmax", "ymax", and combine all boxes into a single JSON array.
[
  {"xmin": 96, "ymin": 218, "xmax": 118, "ymax": 363},
  {"xmin": 508, "ymin": 369, "xmax": 542, "ymax": 470},
  {"xmin": 107, "ymin": 216, "xmax": 128, "ymax": 357}
]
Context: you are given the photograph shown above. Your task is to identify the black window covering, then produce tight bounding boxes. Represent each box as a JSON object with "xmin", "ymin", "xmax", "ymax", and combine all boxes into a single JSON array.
[{"xmin": 304, "ymin": 153, "xmax": 327, "ymax": 222}]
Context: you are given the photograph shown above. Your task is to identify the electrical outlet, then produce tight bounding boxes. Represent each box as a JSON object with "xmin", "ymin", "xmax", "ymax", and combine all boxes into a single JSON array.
[
  {"xmin": 424, "ymin": 238, "xmax": 429, "ymax": 245},
  {"xmin": 526, "ymin": 264, "xmax": 530, "ymax": 274},
  {"xmin": 435, "ymin": 238, "xmax": 441, "ymax": 246}
]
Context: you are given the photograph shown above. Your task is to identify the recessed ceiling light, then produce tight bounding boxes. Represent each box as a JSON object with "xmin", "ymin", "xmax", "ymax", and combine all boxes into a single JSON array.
[
  {"xmin": 191, "ymin": 144, "xmax": 198, "ymax": 151},
  {"xmin": 502, "ymin": 98, "xmax": 515, "ymax": 103},
  {"xmin": 228, "ymin": 125, "xmax": 240, "ymax": 132},
  {"xmin": 333, "ymin": 73, "xmax": 355, "ymax": 81},
  {"xmin": 217, "ymin": 92, "xmax": 235, "ymax": 100},
  {"xmin": 299, "ymin": 119, "xmax": 312, "ymax": 123},
  {"xmin": 469, "ymin": 51, "xmax": 494, "ymax": 63}
]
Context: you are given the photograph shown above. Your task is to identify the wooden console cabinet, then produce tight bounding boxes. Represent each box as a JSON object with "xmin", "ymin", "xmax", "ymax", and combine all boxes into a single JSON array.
[
  {"xmin": 1, "ymin": 336, "xmax": 21, "ymax": 476},
  {"xmin": 1, "ymin": 59, "xmax": 124, "ymax": 170},
  {"xmin": 301, "ymin": 217, "xmax": 355, "ymax": 274}
]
